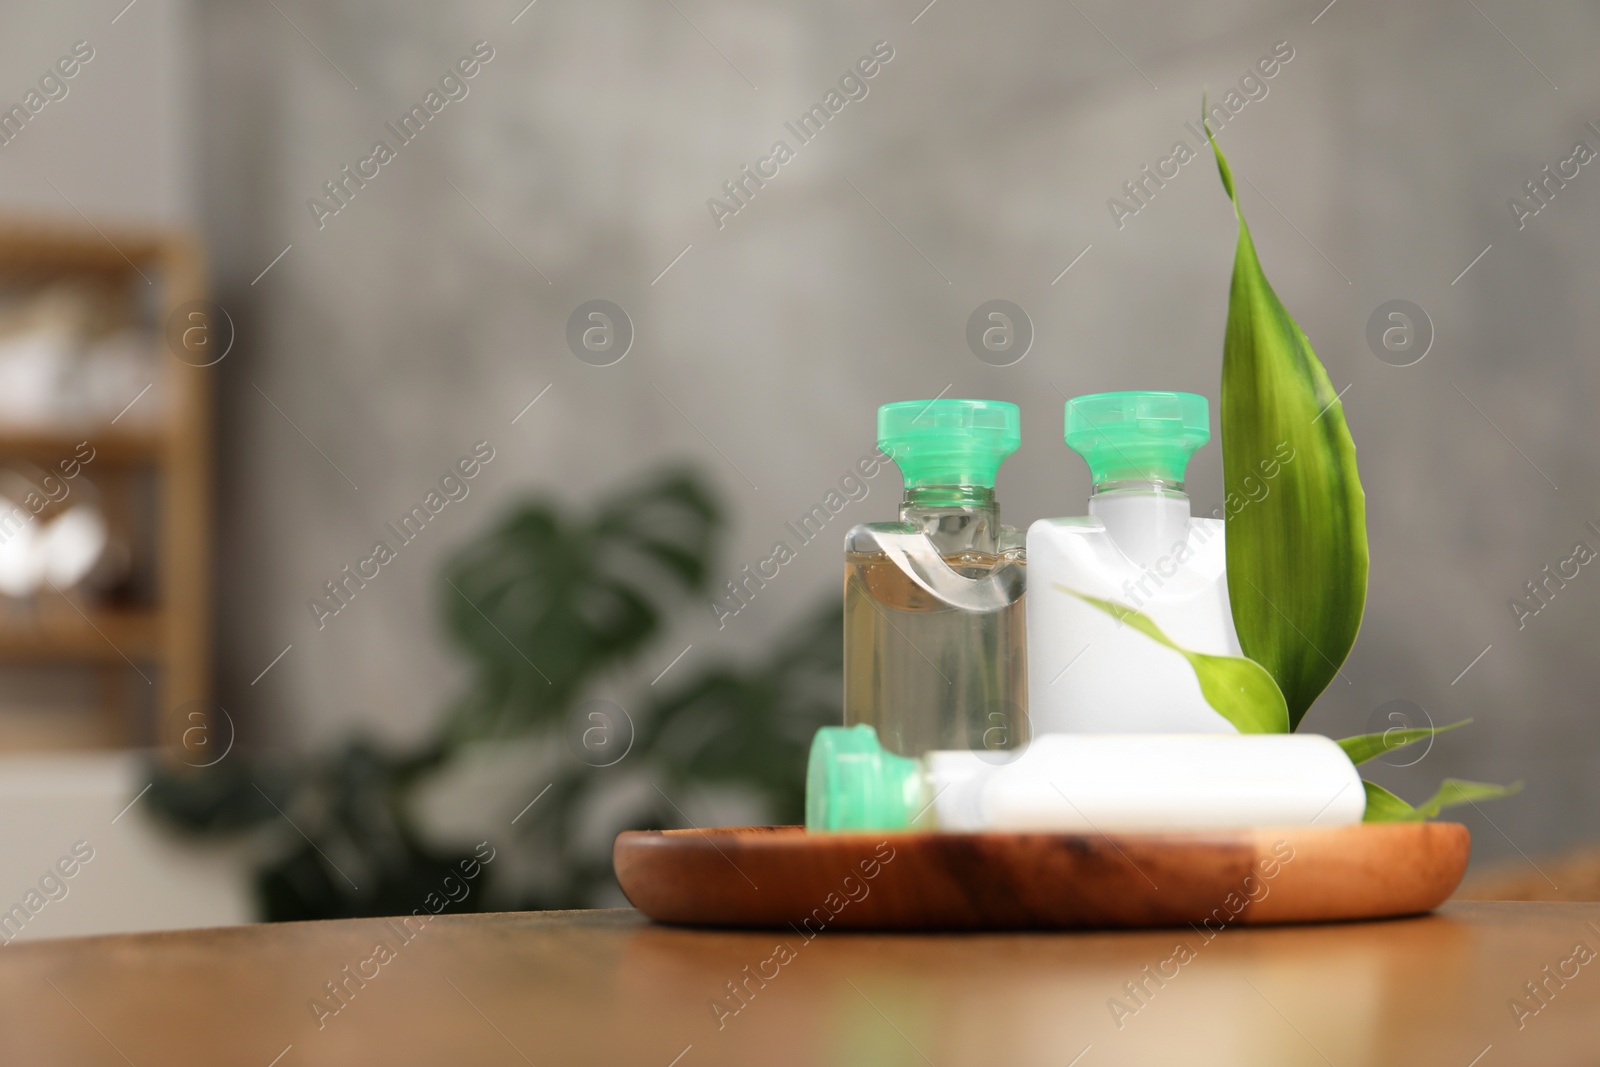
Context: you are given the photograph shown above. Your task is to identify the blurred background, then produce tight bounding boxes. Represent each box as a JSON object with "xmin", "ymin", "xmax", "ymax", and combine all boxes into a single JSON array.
[{"xmin": 0, "ymin": 0, "xmax": 1595, "ymax": 936}]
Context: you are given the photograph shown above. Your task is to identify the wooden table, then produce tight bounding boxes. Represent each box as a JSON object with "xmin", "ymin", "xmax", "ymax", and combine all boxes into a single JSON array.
[{"xmin": 2, "ymin": 903, "xmax": 1596, "ymax": 1065}]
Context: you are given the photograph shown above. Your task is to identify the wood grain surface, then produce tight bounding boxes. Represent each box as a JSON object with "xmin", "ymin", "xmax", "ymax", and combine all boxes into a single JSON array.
[
  {"xmin": 3, "ymin": 902, "xmax": 1599, "ymax": 1065},
  {"xmin": 614, "ymin": 823, "xmax": 1471, "ymax": 930}
]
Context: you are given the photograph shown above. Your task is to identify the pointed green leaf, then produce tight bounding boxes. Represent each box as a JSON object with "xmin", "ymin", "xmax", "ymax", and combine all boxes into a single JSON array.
[
  {"xmin": 1207, "ymin": 119, "xmax": 1369, "ymax": 730},
  {"xmin": 1361, "ymin": 777, "xmax": 1522, "ymax": 822},
  {"xmin": 1335, "ymin": 719, "xmax": 1471, "ymax": 766},
  {"xmin": 1361, "ymin": 780, "xmax": 1418, "ymax": 822},
  {"xmin": 1414, "ymin": 778, "xmax": 1523, "ymax": 819},
  {"xmin": 1058, "ymin": 585, "xmax": 1289, "ymax": 734}
]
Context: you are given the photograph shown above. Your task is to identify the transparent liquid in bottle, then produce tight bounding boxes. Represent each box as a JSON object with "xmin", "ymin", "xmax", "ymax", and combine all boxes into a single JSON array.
[
  {"xmin": 844, "ymin": 545, "xmax": 1027, "ymax": 757},
  {"xmin": 842, "ymin": 484, "xmax": 1028, "ymax": 758}
]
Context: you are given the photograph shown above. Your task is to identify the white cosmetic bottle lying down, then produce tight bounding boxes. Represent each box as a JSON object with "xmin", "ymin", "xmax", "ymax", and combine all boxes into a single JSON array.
[{"xmin": 806, "ymin": 726, "xmax": 1366, "ymax": 833}]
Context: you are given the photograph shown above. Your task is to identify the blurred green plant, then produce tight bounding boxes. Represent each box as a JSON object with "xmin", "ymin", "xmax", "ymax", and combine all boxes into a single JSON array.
[{"xmin": 147, "ymin": 466, "xmax": 842, "ymax": 918}]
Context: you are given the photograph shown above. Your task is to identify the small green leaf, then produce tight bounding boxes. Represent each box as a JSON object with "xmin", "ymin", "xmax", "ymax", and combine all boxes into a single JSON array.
[
  {"xmin": 1058, "ymin": 585, "xmax": 1289, "ymax": 734},
  {"xmin": 1361, "ymin": 777, "xmax": 1522, "ymax": 822},
  {"xmin": 1335, "ymin": 719, "xmax": 1471, "ymax": 766},
  {"xmin": 1361, "ymin": 780, "xmax": 1418, "ymax": 822},
  {"xmin": 1414, "ymin": 778, "xmax": 1523, "ymax": 819},
  {"xmin": 1207, "ymin": 115, "xmax": 1369, "ymax": 730}
]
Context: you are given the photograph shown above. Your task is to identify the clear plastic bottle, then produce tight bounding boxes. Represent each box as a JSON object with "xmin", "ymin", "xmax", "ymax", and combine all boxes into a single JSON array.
[
  {"xmin": 1026, "ymin": 391, "xmax": 1244, "ymax": 734},
  {"xmin": 843, "ymin": 399, "xmax": 1027, "ymax": 758},
  {"xmin": 806, "ymin": 724, "xmax": 1365, "ymax": 833}
]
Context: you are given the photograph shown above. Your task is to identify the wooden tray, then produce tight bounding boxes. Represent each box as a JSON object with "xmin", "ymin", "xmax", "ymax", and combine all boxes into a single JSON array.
[{"xmin": 614, "ymin": 823, "xmax": 1470, "ymax": 930}]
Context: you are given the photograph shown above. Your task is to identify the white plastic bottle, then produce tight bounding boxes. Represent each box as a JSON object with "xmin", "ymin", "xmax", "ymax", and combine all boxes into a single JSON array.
[
  {"xmin": 1027, "ymin": 391, "xmax": 1252, "ymax": 734},
  {"xmin": 805, "ymin": 725, "xmax": 1365, "ymax": 833}
]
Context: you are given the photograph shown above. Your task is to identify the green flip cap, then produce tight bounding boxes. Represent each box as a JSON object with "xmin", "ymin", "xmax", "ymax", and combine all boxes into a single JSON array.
[
  {"xmin": 806, "ymin": 725, "xmax": 924, "ymax": 833},
  {"xmin": 1065, "ymin": 391, "xmax": 1210, "ymax": 487},
  {"xmin": 878, "ymin": 399, "xmax": 1021, "ymax": 489}
]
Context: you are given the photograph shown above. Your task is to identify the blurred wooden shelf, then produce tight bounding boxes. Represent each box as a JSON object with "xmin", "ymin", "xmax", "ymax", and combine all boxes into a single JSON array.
[
  {"xmin": 0, "ymin": 221, "xmax": 170, "ymax": 276},
  {"xmin": 0, "ymin": 426, "xmax": 169, "ymax": 464},
  {"xmin": 0, "ymin": 218, "xmax": 213, "ymax": 751},
  {"xmin": 0, "ymin": 606, "xmax": 162, "ymax": 662}
]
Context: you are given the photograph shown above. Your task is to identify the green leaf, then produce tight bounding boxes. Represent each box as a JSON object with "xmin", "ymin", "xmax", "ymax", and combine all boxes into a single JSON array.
[
  {"xmin": 1361, "ymin": 780, "xmax": 1418, "ymax": 822},
  {"xmin": 1057, "ymin": 585, "xmax": 1288, "ymax": 734},
  {"xmin": 441, "ymin": 468, "xmax": 720, "ymax": 740},
  {"xmin": 1414, "ymin": 778, "xmax": 1523, "ymax": 819},
  {"xmin": 1207, "ymin": 117, "xmax": 1369, "ymax": 730},
  {"xmin": 1335, "ymin": 719, "xmax": 1471, "ymax": 766},
  {"xmin": 1361, "ymin": 777, "xmax": 1522, "ymax": 822}
]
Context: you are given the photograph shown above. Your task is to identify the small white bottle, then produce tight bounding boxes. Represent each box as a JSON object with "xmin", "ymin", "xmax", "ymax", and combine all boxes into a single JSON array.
[
  {"xmin": 805, "ymin": 725, "xmax": 1365, "ymax": 832},
  {"xmin": 1027, "ymin": 392, "xmax": 1244, "ymax": 734}
]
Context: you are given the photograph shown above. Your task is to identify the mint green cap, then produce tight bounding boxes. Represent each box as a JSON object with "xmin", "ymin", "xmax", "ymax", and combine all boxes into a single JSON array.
[
  {"xmin": 806, "ymin": 725, "xmax": 924, "ymax": 833},
  {"xmin": 1064, "ymin": 391, "xmax": 1210, "ymax": 487},
  {"xmin": 878, "ymin": 399, "xmax": 1020, "ymax": 489}
]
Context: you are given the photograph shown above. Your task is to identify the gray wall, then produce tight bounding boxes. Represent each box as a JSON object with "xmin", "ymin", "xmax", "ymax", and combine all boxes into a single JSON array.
[
  {"xmin": 194, "ymin": 0, "xmax": 1600, "ymax": 872},
  {"xmin": 0, "ymin": 0, "xmax": 193, "ymax": 225}
]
